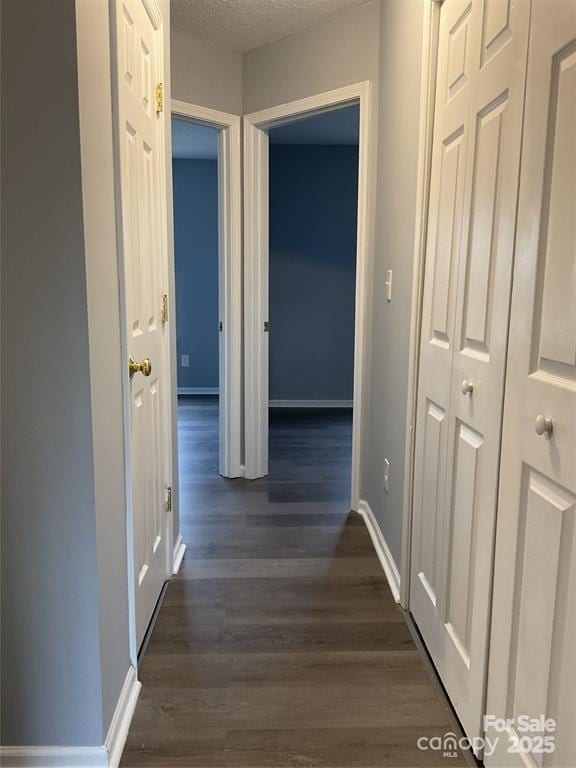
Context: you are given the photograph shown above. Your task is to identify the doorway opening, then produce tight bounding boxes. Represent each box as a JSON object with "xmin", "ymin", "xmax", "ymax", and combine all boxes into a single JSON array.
[
  {"xmin": 243, "ymin": 83, "xmax": 371, "ymax": 511},
  {"xmin": 172, "ymin": 117, "xmax": 222, "ymax": 496},
  {"xmin": 266, "ymin": 105, "xmax": 360, "ymax": 499},
  {"xmin": 169, "ymin": 102, "xmax": 242, "ymax": 492}
]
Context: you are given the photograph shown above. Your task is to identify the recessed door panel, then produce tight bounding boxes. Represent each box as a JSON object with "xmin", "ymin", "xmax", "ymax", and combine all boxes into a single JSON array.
[
  {"xmin": 430, "ymin": 131, "xmax": 465, "ymax": 349},
  {"xmin": 460, "ymin": 94, "xmax": 508, "ymax": 360},
  {"xmin": 535, "ymin": 43, "xmax": 576, "ymax": 380},
  {"xmin": 444, "ymin": 421, "xmax": 483, "ymax": 669}
]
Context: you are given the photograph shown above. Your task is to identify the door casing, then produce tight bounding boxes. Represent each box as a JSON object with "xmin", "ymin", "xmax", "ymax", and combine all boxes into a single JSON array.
[
  {"xmin": 171, "ymin": 100, "xmax": 243, "ymax": 480},
  {"xmin": 243, "ymin": 82, "xmax": 372, "ymax": 509}
]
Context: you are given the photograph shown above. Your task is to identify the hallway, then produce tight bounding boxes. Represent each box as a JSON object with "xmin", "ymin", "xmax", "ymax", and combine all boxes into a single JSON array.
[{"xmin": 121, "ymin": 398, "xmax": 467, "ymax": 767}]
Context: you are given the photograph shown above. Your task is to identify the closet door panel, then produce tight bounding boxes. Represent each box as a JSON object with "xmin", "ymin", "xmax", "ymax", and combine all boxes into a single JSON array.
[
  {"xmin": 411, "ymin": 0, "xmax": 473, "ymax": 664},
  {"xmin": 487, "ymin": 3, "xmax": 576, "ymax": 764},
  {"xmin": 439, "ymin": 0, "xmax": 531, "ymax": 743},
  {"xmin": 411, "ymin": 0, "xmax": 531, "ymax": 751}
]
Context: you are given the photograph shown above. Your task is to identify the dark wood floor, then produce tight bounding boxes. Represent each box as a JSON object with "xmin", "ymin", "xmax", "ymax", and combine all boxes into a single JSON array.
[{"xmin": 122, "ymin": 397, "xmax": 468, "ymax": 767}]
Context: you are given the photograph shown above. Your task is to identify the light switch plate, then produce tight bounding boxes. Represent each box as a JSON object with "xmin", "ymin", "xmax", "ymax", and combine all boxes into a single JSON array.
[
  {"xmin": 385, "ymin": 269, "xmax": 393, "ymax": 301},
  {"xmin": 384, "ymin": 458, "xmax": 390, "ymax": 493},
  {"xmin": 181, "ymin": 354, "xmax": 190, "ymax": 367}
]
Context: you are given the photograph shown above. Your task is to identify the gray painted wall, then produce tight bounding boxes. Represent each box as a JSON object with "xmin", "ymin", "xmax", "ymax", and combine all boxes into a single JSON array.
[
  {"xmin": 171, "ymin": 29, "xmax": 242, "ymax": 114},
  {"xmin": 0, "ymin": 0, "xmax": 147, "ymax": 746},
  {"xmin": 76, "ymin": 0, "xmax": 133, "ymax": 735},
  {"xmin": 1, "ymin": 0, "xmax": 103, "ymax": 744},
  {"xmin": 362, "ymin": 0, "xmax": 425, "ymax": 566},
  {"xmin": 242, "ymin": 2, "xmax": 380, "ymax": 113},
  {"xmin": 269, "ymin": 145, "xmax": 358, "ymax": 400},
  {"xmin": 173, "ymin": 159, "xmax": 220, "ymax": 389}
]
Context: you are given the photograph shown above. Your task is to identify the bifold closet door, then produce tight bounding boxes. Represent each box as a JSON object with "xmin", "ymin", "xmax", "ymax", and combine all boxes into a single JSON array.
[
  {"xmin": 410, "ymin": 0, "xmax": 530, "ymax": 749},
  {"xmin": 485, "ymin": 2, "xmax": 576, "ymax": 765}
]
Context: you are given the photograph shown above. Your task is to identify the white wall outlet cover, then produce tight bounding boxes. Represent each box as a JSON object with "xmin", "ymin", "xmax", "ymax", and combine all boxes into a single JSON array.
[
  {"xmin": 181, "ymin": 354, "xmax": 190, "ymax": 367},
  {"xmin": 384, "ymin": 458, "xmax": 390, "ymax": 493}
]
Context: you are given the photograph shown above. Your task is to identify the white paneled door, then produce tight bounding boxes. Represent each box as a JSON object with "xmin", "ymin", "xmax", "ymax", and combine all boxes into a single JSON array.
[
  {"xmin": 114, "ymin": 0, "xmax": 170, "ymax": 649},
  {"xmin": 411, "ymin": 0, "xmax": 530, "ymax": 750},
  {"xmin": 485, "ymin": 2, "xmax": 576, "ymax": 765}
]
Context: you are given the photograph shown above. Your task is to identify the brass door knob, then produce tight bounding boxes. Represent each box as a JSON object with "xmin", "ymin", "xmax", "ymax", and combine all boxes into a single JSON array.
[{"xmin": 129, "ymin": 356, "xmax": 152, "ymax": 378}]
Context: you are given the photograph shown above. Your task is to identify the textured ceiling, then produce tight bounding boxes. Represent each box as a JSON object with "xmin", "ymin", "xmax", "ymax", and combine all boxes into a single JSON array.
[
  {"xmin": 172, "ymin": 117, "xmax": 219, "ymax": 159},
  {"xmin": 171, "ymin": 0, "xmax": 373, "ymax": 53}
]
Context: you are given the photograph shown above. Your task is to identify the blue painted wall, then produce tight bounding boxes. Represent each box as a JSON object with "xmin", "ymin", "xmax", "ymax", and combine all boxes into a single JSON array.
[
  {"xmin": 269, "ymin": 145, "xmax": 358, "ymax": 400},
  {"xmin": 172, "ymin": 159, "xmax": 219, "ymax": 389}
]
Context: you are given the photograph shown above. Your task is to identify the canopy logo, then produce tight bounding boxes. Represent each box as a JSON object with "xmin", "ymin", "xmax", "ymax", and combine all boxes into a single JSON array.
[
  {"xmin": 417, "ymin": 718, "xmax": 556, "ymax": 759},
  {"xmin": 417, "ymin": 731, "xmax": 497, "ymax": 759}
]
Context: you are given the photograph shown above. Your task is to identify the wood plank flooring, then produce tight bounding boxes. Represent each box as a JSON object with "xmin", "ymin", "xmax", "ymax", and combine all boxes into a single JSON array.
[{"xmin": 121, "ymin": 397, "xmax": 468, "ymax": 767}]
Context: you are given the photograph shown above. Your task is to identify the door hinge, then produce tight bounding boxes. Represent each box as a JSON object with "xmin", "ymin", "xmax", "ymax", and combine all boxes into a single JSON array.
[
  {"xmin": 165, "ymin": 486, "xmax": 172, "ymax": 513},
  {"xmin": 264, "ymin": 321, "xmax": 270, "ymax": 333},
  {"xmin": 161, "ymin": 294, "xmax": 168, "ymax": 324},
  {"xmin": 155, "ymin": 82, "xmax": 164, "ymax": 114},
  {"xmin": 219, "ymin": 321, "xmax": 223, "ymax": 332}
]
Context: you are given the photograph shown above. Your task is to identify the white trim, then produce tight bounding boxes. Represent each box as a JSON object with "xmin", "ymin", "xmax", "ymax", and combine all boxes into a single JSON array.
[
  {"xmin": 0, "ymin": 667, "xmax": 141, "ymax": 768},
  {"xmin": 104, "ymin": 666, "xmax": 141, "ymax": 768},
  {"xmin": 171, "ymin": 99, "xmax": 242, "ymax": 479},
  {"xmin": 177, "ymin": 387, "xmax": 219, "ymax": 395},
  {"xmin": 269, "ymin": 399, "xmax": 353, "ymax": 408},
  {"xmin": 172, "ymin": 533, "xmax": 187, "ymax": 574},
  {"xmin": 243, "ymin": 121, "xmax": 269, "ymax": 479},
  {"xmin": 243, "ymin": 81, "xmax": 372, "ymax": 506},
  {"xmin": 357, "ymin": 500, "xmax": 401, "ymax": 603},
  {"xmin": 400, "ymin": 0, "xmax": 441, "ymax": 609},
  {"xmin": 0, "ymin": 746, "xmax": 107, "ymax": 767},
  {"xmin": 140, "ymin": 0, "xmax": 162, "ymax": 29}
]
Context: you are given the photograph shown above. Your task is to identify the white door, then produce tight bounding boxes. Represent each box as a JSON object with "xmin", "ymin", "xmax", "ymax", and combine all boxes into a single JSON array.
[
  {"xmin": 411, "ymin": 0, "xmax": 530, "ymax": 748},
  {"xmin": 485, "ymin": 2, "xmax": 576, "ymax": 765},
  {"xmin": 114, "ymin": 0, "xmax": 169, "ymax": 649}
]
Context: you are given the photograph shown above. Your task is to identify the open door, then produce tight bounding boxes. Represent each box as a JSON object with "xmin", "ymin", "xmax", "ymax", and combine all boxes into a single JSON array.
[{"xmin": 113, "ymin": 0, "xmax": 171, "ymax": 650}]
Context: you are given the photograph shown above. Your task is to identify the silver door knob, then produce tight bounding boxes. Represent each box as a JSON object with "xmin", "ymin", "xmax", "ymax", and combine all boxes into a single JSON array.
[
  {"xmin": 535, "ymin": 414, "xmax": 553, "ymax": 437},
  {"xmin": 461, "ymin": 380, "xmax": 474, "ymax": 395}
]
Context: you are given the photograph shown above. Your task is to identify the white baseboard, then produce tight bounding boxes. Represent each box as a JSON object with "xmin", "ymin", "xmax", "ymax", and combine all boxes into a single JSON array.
[
  {"xmin": 177, "ymin": 387, "xmax": 219, "ymax": 395},
  {"xmin": 172, "ymin": 534, "xmax": 187, "ymax": 575},
  {"xmin": 0, "ymin": 667, "xmax": 141, "ymax": 768},
  {"xmin": 269, "ymin": 399, "xmax": 353, "ymax": 408},
  {"xmin": 0, "ymin": 746, "xmax": 107, "ymax": 767},
  {"xmin": 104, "ymin": 666, "xmax": 141, "ymax": 768},
  {"xmin": 357, "ymin": 499, "xmax": 401, "ymax": 603}
]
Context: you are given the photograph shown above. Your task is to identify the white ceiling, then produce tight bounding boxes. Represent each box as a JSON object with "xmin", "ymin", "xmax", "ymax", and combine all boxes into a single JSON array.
[
  {"xmin": 269, "ymin": 104, "xmax": 359, "ymax": 146},
  {"xmin": 171, "ymin": 0, "xmax": 374, "ymax": 53},
  {"xmin": 172, "ymin": 118, "xmax": 219, "ymax": 159}
]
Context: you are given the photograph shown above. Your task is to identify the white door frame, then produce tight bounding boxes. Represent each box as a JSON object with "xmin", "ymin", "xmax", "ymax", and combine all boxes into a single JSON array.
[
  {"xmin": 170, "ymin": 99, "xmax": 243, "ymax": 479},
  {"xmin": 243, "ymin": 82, "xmax": 371, "ymax": 508}
]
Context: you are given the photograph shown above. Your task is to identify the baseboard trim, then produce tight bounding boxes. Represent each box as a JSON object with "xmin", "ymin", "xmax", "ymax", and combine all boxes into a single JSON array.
[
  {"xmin": 269, "ymin": 399, "xmax": 353, "ymax": 408},
  {"xmin": 172, "ymin": 534, "xmax": 187, "ymax": 575},
  {"xmin": 0, "ymin": 746, "xmax": 107, "ymax": 767},
  {"xmin": 104, "ymin": 666, "xmax": 141, "ymax": 768},
  {"xmin": 177, "ymin": 387, "xmax": 219, "ymax": 395},
  {"xmin": 0, "ymin": 667, "xmax": 141, "ymax": 768},
  {"xmin": 357, "ymin": 499, "xmax": 401, "ymax": 603}
]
